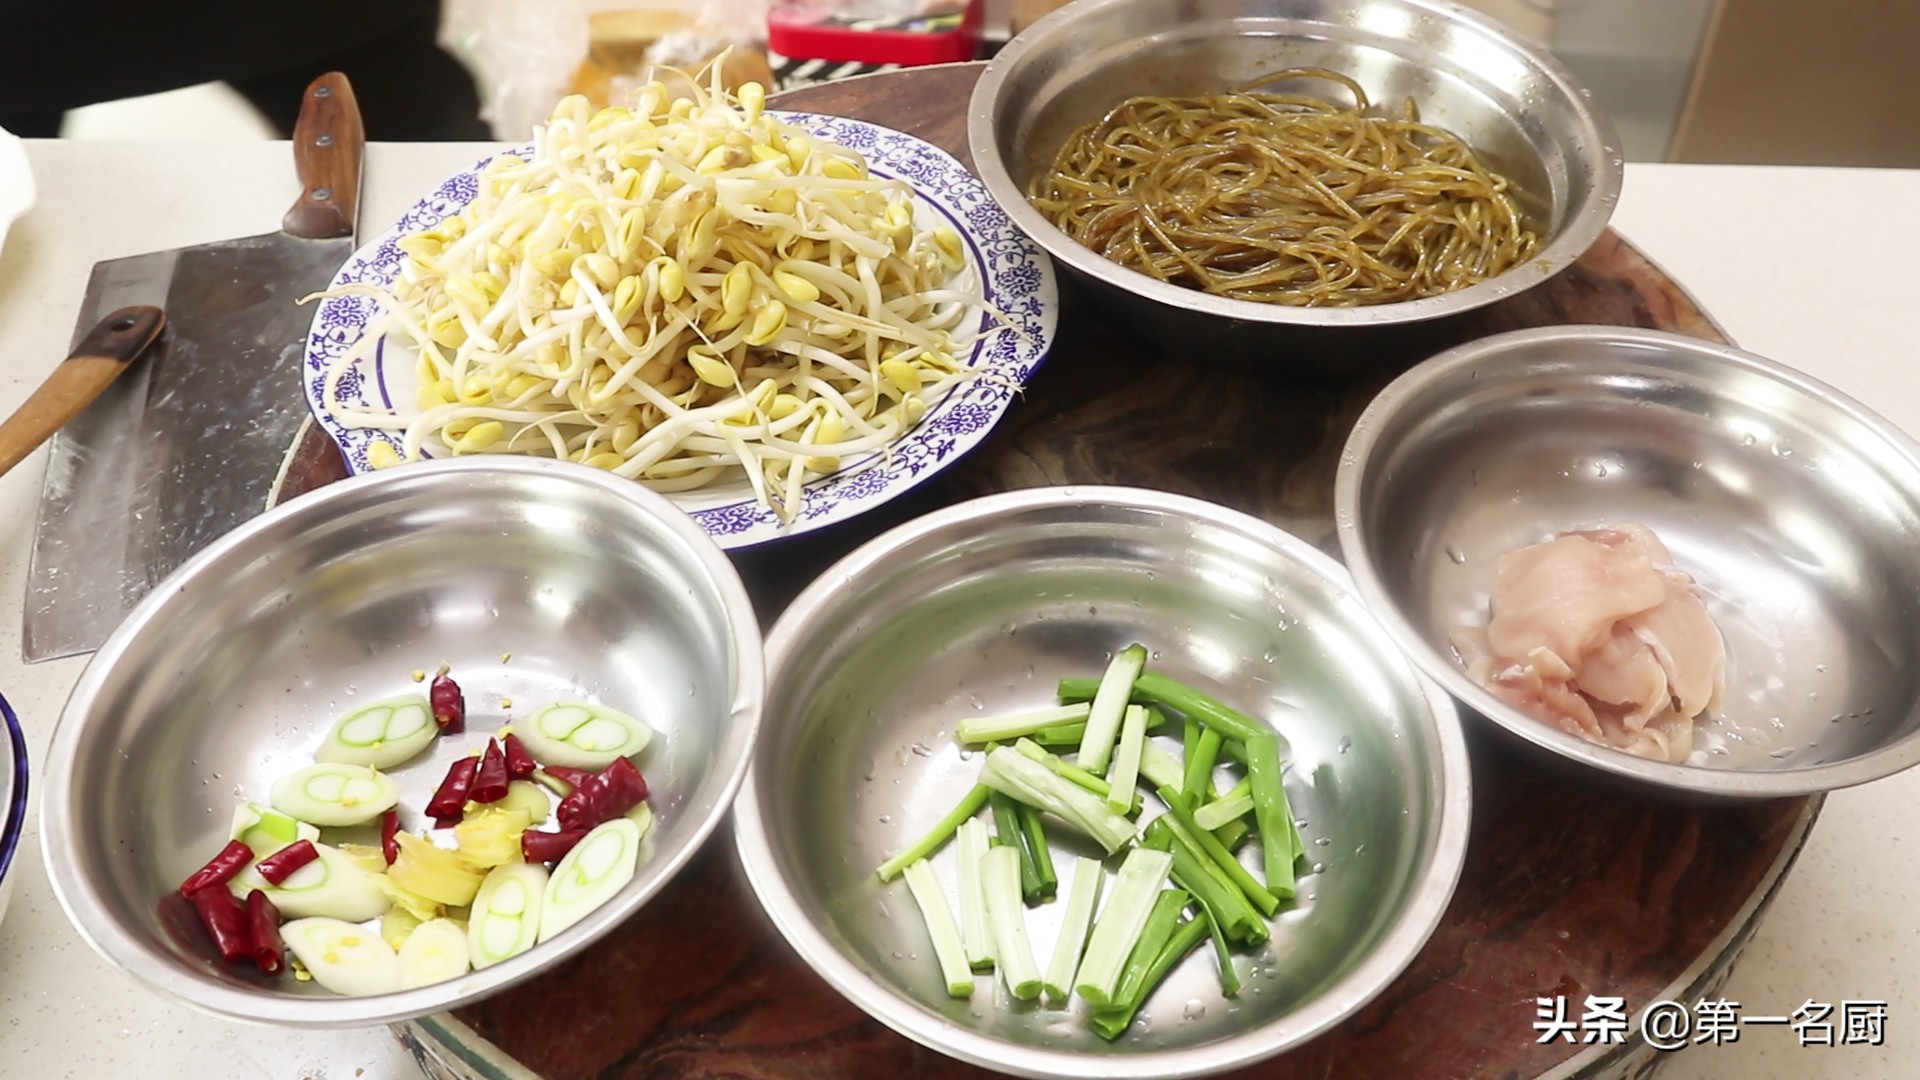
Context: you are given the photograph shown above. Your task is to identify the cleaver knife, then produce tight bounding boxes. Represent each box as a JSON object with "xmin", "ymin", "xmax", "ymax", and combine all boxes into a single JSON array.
[{"xmin": 23, "ymin": 72, "xmax": 365, "ymax": 663}]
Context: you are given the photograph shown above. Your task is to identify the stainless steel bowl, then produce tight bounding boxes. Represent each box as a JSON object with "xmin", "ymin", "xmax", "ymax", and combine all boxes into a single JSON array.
[
  {"xmin": 0, "ymin": 693, "xmax": 24, "ymax": 927},
  {"xmin": 734, "ymin": 487, "xmax": 1470, "ymax": 1078},
  {"xmin": 969, "ymin": 0, "xmax": 1622, "ymax": 349},
  {"xmin": 1336, "ymin": 325, "xmax": 1920, "ymax": 799},
  {"xmin": 40, "ymin": 457, "xmax": 764, "ymax": 1026}
]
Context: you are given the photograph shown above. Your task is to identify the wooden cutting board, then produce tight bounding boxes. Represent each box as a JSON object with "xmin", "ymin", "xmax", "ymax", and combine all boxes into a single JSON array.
[{"xmin": 274, "ymin": 62, "xmax": 1818, "ymax": 1080}]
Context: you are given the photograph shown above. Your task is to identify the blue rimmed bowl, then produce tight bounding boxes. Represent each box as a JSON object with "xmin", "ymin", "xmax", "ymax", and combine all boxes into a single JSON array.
[{"xmin": 0, "ymin": 692, "xmax": 26, "ymax": 926}]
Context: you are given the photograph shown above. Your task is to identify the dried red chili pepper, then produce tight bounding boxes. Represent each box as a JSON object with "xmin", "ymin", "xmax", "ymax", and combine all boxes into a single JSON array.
[
  {"xmin": 430, "ymin": 672, "xmax": 465, "ymax": 734},
  {"xmin": 520, "ymin": 828, "xmax": 589, "ymax": 864},
  {"xmin": 425, "ymin": 756, "xmax": 480, "ymax": 825},
  {"xmin": 470, "ymin": 739, "xmax": 509, "ymax": 804},
  {"xmin": 180, "ymin": 839, "xmax": 254, "ymax": 895},
  {"xmin": 555, "ymin": 756, "xmax": 649, "ymax": 832},
  {"xmin": 244, "ymin": 890, "xmax": 284, "ymax": 974},
  {"xmin": 540, "ymin": 765, "xmax": 593, "ymax": 792},
  {"xmin": 380, "ymin": 809, "xmax": 401, "ymax": 865},
  {"xmin": 502, "ymin": 734, "xmax": 536, "ymax": 781},
  {"xmin": 188, "ymin": 884, "xmax": 252, "ymax": 963},
  {"xmin": 255, "ymin": 839, "xmax": 318, "ymax": 886}
]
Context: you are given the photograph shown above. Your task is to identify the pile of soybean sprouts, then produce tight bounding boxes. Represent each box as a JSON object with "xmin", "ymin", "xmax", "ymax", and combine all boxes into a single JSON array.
[{"xmin": 320, "ymin": 59, "xmax": 1004, "ymax": 519}]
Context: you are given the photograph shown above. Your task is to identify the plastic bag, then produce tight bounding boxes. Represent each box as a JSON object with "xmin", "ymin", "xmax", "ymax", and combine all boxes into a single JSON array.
[{"xmin": 442, "ymin": 0, "xmax": 770, "ymax": 138}]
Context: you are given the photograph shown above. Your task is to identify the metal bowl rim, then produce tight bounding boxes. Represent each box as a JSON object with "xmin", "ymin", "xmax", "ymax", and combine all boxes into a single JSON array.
[
  {"xmin": 733, "ymin": 484, "xmax": 1473, "ymax": 1078},
  {"xmin": 967, "ymin": 0, "xmax": 1625, "ymax": 329},
  {"xmin": 1334, "ymin": 323, "xmax": 1920, "ymax": 797},
  {"xmin": 38, "ymin": 456, "xmax": 767, "ymax": 1027}
]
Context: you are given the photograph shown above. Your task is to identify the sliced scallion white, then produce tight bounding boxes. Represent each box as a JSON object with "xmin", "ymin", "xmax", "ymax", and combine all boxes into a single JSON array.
[
  {"xmin": 1043, "ymin": 855, "xmax": 1103, "ymax": 1002},
  {"xmin": 314, "ymin": 695, "xmax": 437, "ymax": 770},
  {"xmin": 981, "ymin": 845, "xmax": 1041, "ymax": 1000},
  {"xmin": 901, "ymin": 858, "xmax": 973, "ymax": 998},
  {"xmin": 282, "ymin": 917, "xmax": 402, "ymax": 997},
  {"xmin": 269, "ymin": 763, "xmax": 401, "ymax": 827},
  {"xmin": 1075, "ymin": 644, "xmax": 1147, "ymax": 773},
  {"xmin": 978, "ymin": 746, "xmax": 1134, "ymax": 855},
  {"xmin": 397, "ymin": 917, "xmax": 472, "ymax": 989},
  {"xmin": 954, "ymin": 702, "xmax": 1091, "ymax": 746},
  {"xmin": 468, "ymin": 861, "xmax": 548, "ymax": 969},
  {"xmin": 538, "ymin": 816, "xmax": 642, "ymax": 943},
  {"xmin": 956, "ymin": 817, "xmax": 995, "ymax": 970},
  {"xmin": 1074, "ymin": 846, "xmax": 1173, "ymax": 1007},
  {"xmin": 516, "ymin": 701, "xmax": 653, "ymax": 770},
  {"xmin": 228, "ymin": 802, "xmax": 320, "ymax": 859},
  {"xmin": 230, "ymin": 841, "xmax": 391, "ymax": 922},
  {"xmin": 1104, "ymin": 704, "xmax": 1149, "ymax": 813}
]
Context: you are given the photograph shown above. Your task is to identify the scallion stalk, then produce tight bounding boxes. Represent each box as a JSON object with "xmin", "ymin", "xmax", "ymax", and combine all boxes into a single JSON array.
[
  {"xmin": 1012, "ymin": 738, "xmax": 1134, "ymax": 810},
  {"xmin": 1075, "ymin": 644, "xmax": 1147, "ymax": 774},
  {"xmin": 1193, "ymin": 792, "xmax": 1254, "ymax": 832},
  {"xmin": 1138, "ymin": 738, "xmax": 1185, "ymax": 793},
  {"xmin": 982, "ymin": 846, "xmax": 1041, "ymax": 1000},
  {"xmin": 1204, "ymin": 906, "xmax": 1240, "ymax": 998},
  {"xmin": 1130, "ymin": 672, "xmax": 1279, "ymax": 750},
  {"xmin": 1016, "ymin": 804, "xmax": 1056, "ymax": 903},
  {"xmin": 1155, "ymin": 785, "xmax": 1279, "ymax": 918},
  {"xmin": 1089, "ymin": 915, "xmax": 1210, "ymax": 1041},
  {"xmin": 957, "ymin": 818, "xmax": 995, "ymax": 969},
  {"xmin": 875, "ymin": 783, "xmax": 990, "ymax": 882},
  {"xmin": 902, "ymin": 858, "xmax": 974, "ymax": 998},
  {"xmin": 1243, "ymin": 733, "xmax": 1296, "ymax": 898},
  {"xmin": 1073, "ymin": 846, "xmax": 1174, "ymax": 1006},
  {"xmin": 988, "ymin": 790, "xmax": 1042, "ymax": 903},
  {"xmin": 1043, "ymin": 856, "xmax": 1103, "ymax": 1002},
  {"xmin": 1183, "ymin": 727, "xmax": 1223, "ymax": 804},
  {"xmin": 955, "ymin": 702, "xmax": 1091, "ymax": 746},
  {"xmin": 1104, "ymin": 705, "xmax": 1149, "ymax": 813},
  {"xmin": 979, "ymin": 746, "xmax": 1135, "ymax": 855}
]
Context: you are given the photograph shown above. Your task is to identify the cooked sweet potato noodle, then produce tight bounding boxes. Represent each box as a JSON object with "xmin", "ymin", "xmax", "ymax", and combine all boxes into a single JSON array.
[{"xmin": 1028, "ymin": 68, "xmax": 1540, "ymax": 306}]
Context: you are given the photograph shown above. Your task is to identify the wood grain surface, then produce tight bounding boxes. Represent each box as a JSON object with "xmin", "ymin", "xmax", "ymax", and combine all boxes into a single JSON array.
[
  {"xmin": 282, "ymin": 71, "xmax": 365, "ymax": 240},
  {"xmin": 274, "ymin": 62, "xmax": 1815, "ymax": 1080}
]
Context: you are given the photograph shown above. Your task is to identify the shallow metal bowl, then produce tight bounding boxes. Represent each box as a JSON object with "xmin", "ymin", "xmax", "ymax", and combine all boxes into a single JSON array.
[
  {"xmin": 733, "ymin": 487, "xmax": 1470, "ymax": 1077},
  {"xmin": 1336, "ymin": 325, "xmax": 1920, "ymax": 799},
  {"xmin": 0, "ymin": 693, "xmax": 23, "ymax": 927},
  {"xmin": 40, "ymin": 458, "xmax": 764, "ymax": 1026},
  {"xmin": 969, "ymin": 0, "xmax": 1622, "ymax": 351}
]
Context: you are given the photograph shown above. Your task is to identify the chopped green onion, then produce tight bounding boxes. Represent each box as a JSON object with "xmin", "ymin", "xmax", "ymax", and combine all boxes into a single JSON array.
[
  {"xmin": 1156, "ymin": 786, "xmax": 1279, "ymax": 918},
  {"xmin": 1181, "ymin": 715, "xmax": 1200, "ymax": 764},
  {"xmin": 957, "ymin": 818, "xmax": 995, "ymax": 969},
  {"xmin": 1043, "ymin": 856, "xmax": 1103, "ymax": 1002},
  {"xmin": 956, "ymin": 702, "xmax": 1091, "ymax": 746},
  {"xmin": 1204, "ymin": 907, "xmax": 1240, "ymax": 998},
  {"xmin": 1183, "ymin": 727, "xmax": 1223, "ymax": 804},
  {"xmin": 979, "ymin": 746, "xmax": 1135, "ymax": 855},
  {"xmin": 1074, "ymin": 846, "xmax": 1174, "ymax": 1006},
  {"xmin": 1011, "ymin": 738, "xmax": 1136, "ymax": 810},
  {"xmin": 1148, "ymin": 815, "xmax": 1266, "ymax": 946},
  {"xmin": 988, "ymin": 790, "xmax": 1043, "ymax": 903},
  {"xmin": 1138, "ymin": 738, "xmax": 1185, "ymax": 792},
  {"xmin": 1243, "ymin": 734, "xmax": 1296, "ymax": 899},
  {"xmin": 1130, "ymin": 672, "xmax": 1277, "ymax": 749},
  {"xmin": 902, "ymin": 859, "xmax": 974, "ymax": 998},
  {"xmin": 517, "ymin": 701, "xmax": 653, "ymax": 770},
  {"xmin": 1056, "ymin": 677, "xmax": 1097, "ymax": 704},
  {"xmin": 269, "ymin": 763, "xmax": 402, "ymax": 827},
  {"xmin": 1028, "ymin": 722, "xmax": 1089, "ymax": 748},
  {"xmin": 1213, "ymin": 817, "xmax": 1252, "ymax": 852},
  {"xmin": 1089, "ymin": 914, "xmax": 1210, "ymax": 1040},
  {"xmin": 1107, "ymin": 888, "xmax": 1189, "ymax": 1012},
  {"xmin": 538, "ymin": 816, "xmax": 642, "ymax": 943},
  {"xmin": 875, "ymin": 783, "xmax": 990, "ymax": 882},
  {"xmin": 468, "ymin": 861, "xmax": 548, "ymax": 969},
  {"xmin": 1104, "ymin": 705, "xmax": 1149, "ymax": 813},
  {"xmin": 1193, "ymin": 792, "xmax": 1255, "ymax": 832},
  {"xmin": 229, "ymin": 802, "xmax": 320, "ymax": 860},
  {"xmin": 982, "ymin": 846, "xmax": 1041, "ymax": 1000},
  {"xmin": 1016, "ymin": 804, "xmax": 1057, "ymax": 903},
  {"xmin": 1076, "ymin": 644, "xmax": 1147, "ymax": 774}
]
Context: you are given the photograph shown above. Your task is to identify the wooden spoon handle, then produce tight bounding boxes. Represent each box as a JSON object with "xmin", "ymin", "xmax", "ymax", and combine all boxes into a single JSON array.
[
  {"xmin": 0, "ymin": 306, "xmax": 165, "ymax": 477},
  {"xmin": 282, "ymin": 71, "xmax": 365, "ymax": 240}
]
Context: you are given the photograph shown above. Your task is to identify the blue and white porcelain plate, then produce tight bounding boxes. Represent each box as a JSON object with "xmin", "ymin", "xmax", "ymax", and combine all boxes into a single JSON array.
[{"xmin": 304, "ymin": 112, "xmax": 1056, "ymax": 549}]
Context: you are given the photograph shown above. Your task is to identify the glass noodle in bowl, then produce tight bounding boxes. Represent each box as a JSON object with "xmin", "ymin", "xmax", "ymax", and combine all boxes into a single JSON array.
[{"xmin": 1028, "ymin": 68, "xmax": 1539, "ymax": 307}]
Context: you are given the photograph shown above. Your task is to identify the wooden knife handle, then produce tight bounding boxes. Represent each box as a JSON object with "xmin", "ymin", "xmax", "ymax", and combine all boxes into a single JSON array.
[
  {"xmin": 0, "ymin": 306, "xmax": 165, "ymax": 478},
  {"xmin": 282, "ymin": 71, "xmax": 365, "ymax": 240}
]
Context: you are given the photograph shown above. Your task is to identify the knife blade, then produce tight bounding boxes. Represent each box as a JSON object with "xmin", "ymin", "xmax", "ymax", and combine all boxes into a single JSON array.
[{"xmin": 24, "ymin": 73, "xmax": 365, "ymax": 663}]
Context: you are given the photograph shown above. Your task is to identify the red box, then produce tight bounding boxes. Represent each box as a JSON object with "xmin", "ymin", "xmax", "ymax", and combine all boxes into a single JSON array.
[{"xmin": 767, "ymin": 0, "xmax": 983, "ymax": 68}]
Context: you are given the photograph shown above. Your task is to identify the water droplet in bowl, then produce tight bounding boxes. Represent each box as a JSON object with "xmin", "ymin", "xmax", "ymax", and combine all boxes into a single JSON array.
[
  {"xmin": 967, "ymin": 693, "xmax": 984, "ymax": 711},
  {"xmin": 1769, "ymin": 747, "xmax": 1795, "ymax": 759},
  {"xmin": 1741, "ymin": 433, "xmax": 1757, "ymax": 447},
  {"xmin": 1337, "ymin": 736, "xmax": 1352, "ymax": 754},
  {"xmin": 1262, "ymin": 648, "xmax": 1278, "ymax": 663},
  {"xmin": 910, "ymin": 743, "xmax": 932, "ymax": 758},
  {"xmin": 1445, "ymin": 545, "xmax": 1466, "ymax": 564},
  {"xmin": 878, "ymin": 814, "xmax": 893, "ymax": 824},
  {"xmin": 1183, "ymin": 1000, "xmax": 1207, "ymax": 1021}
]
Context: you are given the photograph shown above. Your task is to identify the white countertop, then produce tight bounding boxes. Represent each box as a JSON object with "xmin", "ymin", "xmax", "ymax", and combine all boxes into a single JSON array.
[{"xmin": 0, "ymin": 144, "xmax": 1915, "ymax": 1079}]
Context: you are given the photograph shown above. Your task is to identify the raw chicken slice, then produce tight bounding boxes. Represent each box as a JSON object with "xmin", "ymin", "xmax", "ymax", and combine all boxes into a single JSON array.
[{"xmin": 1456, "ymin": 522, "xmax": 1727, "ymax": 763}]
